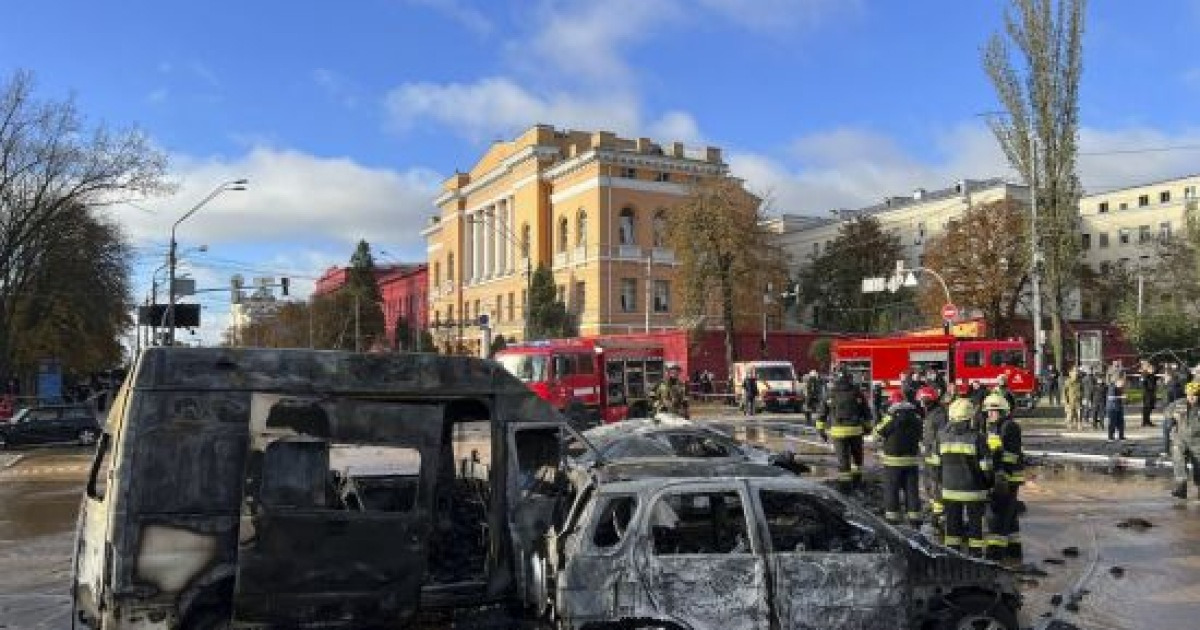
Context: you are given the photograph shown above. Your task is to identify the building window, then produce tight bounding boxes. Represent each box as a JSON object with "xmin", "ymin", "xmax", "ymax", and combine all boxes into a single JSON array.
[
  {"xmin": 1119, "ymin": 202, "xmax": 1128, "ymax": 211},
  {"xmin": 1098, "ymin": 201, "xmax": 1109, "ymax": 213},
  {"xmin": 1098, "ymin": 232, "xmax": 1110, "ymax": 248},
  {"xmin": 1138, "ymin": 194, "xmax": 1149, "ymax": 207},
  {"xmin": 619, "ymin": 208, "xmax": 636, "ymax": 246},
  {"xmin": 1160, "ymin": 221, "xmax": 1173, "ymax": 242},
  {"xmin": 577, "ymin": 209, "xmax": 588, "ymax": 247},
  {"xmin": 434, "ymin": 309, "xmax": 441, "ymax": 325},
  {"xmin": 447, "ymin": 253, "xmax": 454, "ymax": 282},
  {"xmin": 558, "ymin": 216, "xmax": 569, "ymax": 252},
  {"xmin": 1118, "ymin": 228, "xmax": 1131, "ymax": 245},
  {"xmin": 915, "ymin": 221, "xmax": 925, "ymax": 245},
  {"xmin": 621, "ymin": 167, "xmax": 637, "ymax": 179},
  {"xmin": 1161, "ymin": 191, "xmax": 1171, "ymax": 204},
  {"xmin": 653, "ymin": 209, "xmax": 667, "ymax": 247},
  {"xmin": 447, "ymin": 304, "xmax": 454, "ymax": 323},
  {"xmin": 1118, "ymin": 258, "xmax": 1130, "ymax": 269},
  {"xmin": 653, "ymin": 280, "xmax": 670, "ymax": 313},
  {"xmin": 620, "ymin": 278, "xmax": 637, "ymax": 312},
  {"xmin": 520, "ymin": 223, "xmax": 531, "ymax": 258},
  {"xmin": 1186, "ymin": 186, "xmax": 1197, "ymax": 199},
  {"xmin": 495, "ymin": 295, "xmax": 502, "ymax": 320},
  {"xmin": 434, "ymin": 262, "xmax": 441, "ymax": 285},
  {"xmin": 573, "ymin": 282, "xmax": 585, "ymax": 314},
  {"xmin": 507, "ymin": 293, "xmax": 514, "ymax": 322},
  {"xmin": 473, "ymin": 300, "xmax": 480, "ymax": 320},
  {"xmin": 812, "ymin": 242, "xmax": 819, "ymax": 255},
  {"xmin": 556, "ymin": 285, "xmax": 565, "ymax": 304},
  {"xmin": 1081, "ymin": 233, "xmax": 1091, "ymax": 250},
  {"xmin": 1138, "ymin": 225, "xmax": 1151, "ymax": 244},
  {"xmin": 655, "ymin": 171, "xmax": 670, "ymax": 183},
  {"xmin": 1099, "ymin": 262, "xmax": 1111, "ymax": 274}
]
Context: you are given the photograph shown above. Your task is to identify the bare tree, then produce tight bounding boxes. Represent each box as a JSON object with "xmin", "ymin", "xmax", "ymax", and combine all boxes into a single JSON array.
[
  {"xmin": 0, "ymin": 70, "xmax": 169, "ymax": 376},
  {"xmin": 983, "ymin": 0, "xmax": 1086, "ymax": 371}
]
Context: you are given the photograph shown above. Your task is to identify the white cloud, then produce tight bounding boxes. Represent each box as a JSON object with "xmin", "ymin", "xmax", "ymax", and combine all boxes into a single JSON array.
[
  {"xmin": 313, "ymin": 68, "xmax": 359, "ymax": 108},
  {"xmin": 1077, "ymin": 126, "xmax": 1200, "ymax": 193},
  {"xmin": 697, "ymin": 0, "xmax": 863, "ymax": 34},
  {"xmin": 111, "ymin": 146, "xmax": 443, "ymax": 256},
  {"xmin": 406, "ymin": 0, "xmax": 494, "ymax": 37},
  {"xmin": 650, "ymin": 111, "xmax": 705, "ymax": 145}
]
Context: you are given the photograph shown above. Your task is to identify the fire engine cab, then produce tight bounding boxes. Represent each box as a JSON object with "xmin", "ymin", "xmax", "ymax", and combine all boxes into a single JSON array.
[
  {"xmin": 494, "ymin": 339, "xmax": 665, "ymax": 424},
  {"xmin": 832, "ymin": 335, "xmax": 1038, "ymax": 406}
]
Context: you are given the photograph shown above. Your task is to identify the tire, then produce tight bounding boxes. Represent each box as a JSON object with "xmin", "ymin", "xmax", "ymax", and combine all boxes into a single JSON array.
[
  {"xmin": 77, "ymin": 428, "xmax": 98, "ymax": 446},
  {"xmin": 940, "ymin": 592, "xmax": 1019, "ymax": 630}
]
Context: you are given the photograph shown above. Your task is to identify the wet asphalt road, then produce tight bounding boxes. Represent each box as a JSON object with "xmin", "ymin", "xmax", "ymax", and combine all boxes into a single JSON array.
[{"xmin": 2, "ymin": 436, "xmax": 1200, "ymax": 629}]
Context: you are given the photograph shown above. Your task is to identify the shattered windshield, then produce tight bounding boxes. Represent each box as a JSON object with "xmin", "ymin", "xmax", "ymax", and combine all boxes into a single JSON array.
[{"xmin": 497, "ymin": 354, "xmax": 549, "ymax": 382}]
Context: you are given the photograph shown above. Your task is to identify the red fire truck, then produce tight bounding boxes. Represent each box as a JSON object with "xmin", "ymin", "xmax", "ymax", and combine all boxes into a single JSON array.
[
  {"xmin": 494, "ymin": 339, "xmax": 666, "ymax": 424},
  {"xmin": 831, "ymin": 335, "xmax": 1038, "ymax": 406}
]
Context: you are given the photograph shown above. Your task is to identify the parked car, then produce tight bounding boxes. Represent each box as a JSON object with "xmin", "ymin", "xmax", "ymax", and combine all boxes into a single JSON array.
[
  {"xmin": 0, "ymin": 404, "xmax": 99, "ymax": 449},
  {"xmin": 535, "ymin": 460, "xmax": 1022, "ymax": 630}
]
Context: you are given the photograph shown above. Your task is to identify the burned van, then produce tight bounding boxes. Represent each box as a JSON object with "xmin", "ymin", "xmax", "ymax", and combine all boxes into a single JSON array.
[{"xmin": 73, "ymin": 347, "xmax": 571, "ymax": 629}]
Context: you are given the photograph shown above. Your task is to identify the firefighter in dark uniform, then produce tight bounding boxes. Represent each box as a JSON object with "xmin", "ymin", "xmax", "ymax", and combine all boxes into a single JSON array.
[
  {"xmin": 818, "ymin": 371, "xmax": 872, "ymax": 492},
  {"xmin": 1168, "ymin": 381, "xmax": 1200, "ymax": 499},
  {"xmin": 983, "ymin": 393, "xmax": 1025, "ymax": 561},
  {"xmin": 874, "ymin": 389, "xmax": 924, "ymax": 527},
  {"xmin": 937, "ymin": 398, "xmax": 993, "ymax": 557},
  {"xmin": 653, "ymin": 364, "xmax": 690, "ymax": 417},
  {"xmin": 917, "ymin": 385, "xmax": 947, "ymax": 528}
]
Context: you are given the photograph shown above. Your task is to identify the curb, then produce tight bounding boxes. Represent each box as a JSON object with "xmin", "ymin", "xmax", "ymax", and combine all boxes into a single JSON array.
[
  {"xmin": 1025, "ymin": 449, "xmax": 1173, "ymax": 470},
  {"xmin": 0, "ymin": 454, "xmax": 26, "ymax": 470}
]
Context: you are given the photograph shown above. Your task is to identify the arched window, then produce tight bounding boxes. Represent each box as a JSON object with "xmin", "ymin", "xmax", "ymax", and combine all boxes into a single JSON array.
[
  {"xmin": 558, "ymin": 216, "xmax": 569, "ymax": 252},
  {"xmin": 521, "ymin": 223, "xmax": 531, "ymax": 258},
  {"xmin": 446, "ymin": 253, "xmax": 454, "ymax": 282},
  {"xmin": 577, "ymin": 209, "xmax": 588, "ymax": 247},
  {"xmin": 653, "ymin": 208, "xmax": 667, "ymax": 247},
  {"xmin": 619, "ymin": 207, "xmax": 636, "ymax": 246}
]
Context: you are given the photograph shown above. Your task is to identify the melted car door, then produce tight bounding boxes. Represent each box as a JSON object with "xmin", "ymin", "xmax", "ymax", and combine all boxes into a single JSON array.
[
  {"xmin": 233, "ymin": 396, "xmax": 442, "ymax": 627},
  {"xmin": 640, "ymin": 483, "xmax": 770, "ymax": 630},
  {"xmin": 755, "ymin": 486, "xmax": 906, "ymax": 629}
]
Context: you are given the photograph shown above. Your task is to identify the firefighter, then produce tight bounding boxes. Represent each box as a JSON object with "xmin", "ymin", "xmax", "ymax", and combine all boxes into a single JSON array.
[
  {"xmin": 917, "ymin": 385, "xmax": 947, "ymax": 528},
  {"xmin": 1168, "ymin": 381, "xmax": 1200, "ymax": 499},
  {"xmin": 983, "ymin": 393, "xmax": 1025, "ymax": 561},
  {"xmin": 653, "ymin": 364, "xmax": 689, "ymax": 417},
  {"xmin": 992, "ymin": 374, "xmax": 1017, "ymax": 411},
  {"xmin": 874, "ymin": 389, "xmax": 924, "ymax": 527},
  {"xmin": 937, "ymin": 398, "xmax": 993, "ymax": 557},
  {"xmin": 818, "ymin": 371, "xmax": 872, "ymax": 492}
]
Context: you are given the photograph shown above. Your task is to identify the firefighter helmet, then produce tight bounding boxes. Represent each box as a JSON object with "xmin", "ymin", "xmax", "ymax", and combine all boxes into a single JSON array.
[
  {"xmin": 916, "ymin": 386, "xmax": 939, "ymax": 402},
  {"xmin": 948, "ymin": 398, "xmax": 975, "ymax": 422},
  {"xmin": 1187, "ymin": 382, "xmax": 1200, "ymax": 397},
  {"xmin": 888, "ymin": 389, "xmax": 906, "ymax": 405},
  {"xmin": 982, "ymin": 393, "xmax": 1011, "ymax": 412}
]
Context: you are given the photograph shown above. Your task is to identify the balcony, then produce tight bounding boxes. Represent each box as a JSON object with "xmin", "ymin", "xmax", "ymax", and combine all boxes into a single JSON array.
[
  {"xmin": 651, "ymin": 247, "xmax": 675, "ymax": 264},
  {"xmin": 571, "ymin": 245, "xmax": 589, "ymax": 264},
  {"xmin": 553, "ymin": 251, "xmax": 571, "ymax": 269},
  {"xmin": 615, "ymin": 244, "xmax": 644, "ymax": 260}
]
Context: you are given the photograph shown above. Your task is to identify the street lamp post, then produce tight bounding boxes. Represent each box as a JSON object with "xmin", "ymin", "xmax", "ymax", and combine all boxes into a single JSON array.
[{"xmin": 166, "ymin": 179, "xmax": 247, "ymax": 344}]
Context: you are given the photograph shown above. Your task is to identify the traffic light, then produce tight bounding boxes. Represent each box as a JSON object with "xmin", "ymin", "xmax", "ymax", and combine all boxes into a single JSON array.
[{"xmin": 280, "ymin": 277, "xmax": 289, "ymax": 297}]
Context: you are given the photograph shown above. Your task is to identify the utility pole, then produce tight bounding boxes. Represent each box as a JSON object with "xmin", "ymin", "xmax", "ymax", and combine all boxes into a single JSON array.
[{"xmin": 1029, "ymin": 130, "xmax": 1045, "ymax": 377}]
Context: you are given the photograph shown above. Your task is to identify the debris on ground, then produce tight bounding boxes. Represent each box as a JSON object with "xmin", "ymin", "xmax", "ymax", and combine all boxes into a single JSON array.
[
  {"xmin": 1044, "ymin": 557, "xmax": 1065, "ymax": 565},
  {"xmin": 1049, "ymin": 594, "xmax": 1063, "ymax": 607},
  {"xmin": 1116, "ymin": 517, "xmax": 1153, "ymax": 530},
  {"xmin": 1109, "ymin": 566, "xmax": 1125, "ymax": 578},
  {"xmin": 1018, "ymin": 577, "xmax": 1042, "ymax": 588},
  {"xmin": 1015, "ymin": 563, "xmax": 1049, "ymax": 576},
  {"xmin": 1039, "ymin": 620, "xmax": 1084, "ymax": 630},
  {"xmin": 1061, "ymin": 546, "xmax": 1080, "ymax": 557}
]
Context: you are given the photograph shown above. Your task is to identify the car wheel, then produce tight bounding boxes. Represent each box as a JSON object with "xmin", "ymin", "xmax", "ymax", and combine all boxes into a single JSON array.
[
  {"xmin": 941, "ymin": 593, "xmax": 1019, "ymax": 630},
  {"xmin": 77, "ymin": 429, "xmax": 98, "ymax": 446}
]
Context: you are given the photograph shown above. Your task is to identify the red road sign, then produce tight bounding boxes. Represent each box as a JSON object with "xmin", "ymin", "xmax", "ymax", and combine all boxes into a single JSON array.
[{"xmin": 941, "ymin": 303, "xmax": 959, "ymax": 321}]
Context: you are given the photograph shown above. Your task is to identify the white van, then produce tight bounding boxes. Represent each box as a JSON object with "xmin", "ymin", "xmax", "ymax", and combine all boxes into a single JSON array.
[{"xmin": 732, "ymin": 361, "xmax": 802, "ymax": 412}]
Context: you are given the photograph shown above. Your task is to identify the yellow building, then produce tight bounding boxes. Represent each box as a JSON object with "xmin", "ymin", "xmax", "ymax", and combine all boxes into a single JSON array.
[{"xmin": 422, "ymin": 124, "xmax": 732, "ymax": 353}]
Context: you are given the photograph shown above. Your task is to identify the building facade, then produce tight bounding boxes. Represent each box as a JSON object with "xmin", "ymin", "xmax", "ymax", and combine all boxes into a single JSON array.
[
  {"xmin": 312, "ymin": 263, "xmax": 429, "ymax": 349},
  {"xmin": 423, "ymin": 124, "xmax": 733, "ymax": 354},
  {"xmin": 1076, "ymin": 173, "xmax": 1200, "ymax": 317}
]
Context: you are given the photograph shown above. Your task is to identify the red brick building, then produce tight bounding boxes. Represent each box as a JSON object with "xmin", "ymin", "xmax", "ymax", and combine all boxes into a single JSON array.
[{"xmin": 313, "ymin": 263, "xmax": 428, "ymax": 349}]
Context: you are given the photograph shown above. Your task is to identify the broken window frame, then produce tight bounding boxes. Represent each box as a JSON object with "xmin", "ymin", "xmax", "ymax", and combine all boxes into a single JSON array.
[
  {"xmin": 647, "ymin": 486, "xmax": 754, "ymax": 557},
  {"xmin": 589, "ymin": 494, "xmax": 639, "ymax": 551},
  {"xmin": 754, "ymin": 488, "xmax": 891, "ymax": 555}
]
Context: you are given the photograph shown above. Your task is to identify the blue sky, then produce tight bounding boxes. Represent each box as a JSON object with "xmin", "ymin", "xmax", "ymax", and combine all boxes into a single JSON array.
[{"xmin": 2, "ymin": 0, "xmax": 1199, "ymax": 341}]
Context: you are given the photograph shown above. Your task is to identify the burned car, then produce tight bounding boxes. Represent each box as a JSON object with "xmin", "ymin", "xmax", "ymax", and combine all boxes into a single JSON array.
[
  {"xmin": 536, "ymin": 460, "xmax": 1022, "ymax": 630},
  {"xmin": 73, "ymin": 348, "xmax": 572, "ymax": 629},
  {"xmin": 569, "ymin": 415, "xmax": 808, "ymax": 474}
]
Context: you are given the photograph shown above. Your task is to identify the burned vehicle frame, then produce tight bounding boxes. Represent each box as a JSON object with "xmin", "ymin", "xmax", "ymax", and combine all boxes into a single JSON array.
[
  {"xmin": 72, "ymin": 347, "xmax": 576, "ymax": 629},
  {"xmin": 538, "ymin": 461, "xmax": 1022, "ymax": 630}
]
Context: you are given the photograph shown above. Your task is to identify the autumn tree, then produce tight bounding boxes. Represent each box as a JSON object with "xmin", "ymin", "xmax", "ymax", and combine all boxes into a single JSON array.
[
  {"xmin": 983, "ymin": 0, "xmax": 1086, "ymax": 371},
  {"xmin": 667, "ymin": 177, "xmax": 784, "ymax": 370},
  {"xmin": 798, "ymin": 216, "xmax": 909, "ymax": 333},
  {"xmin": 0, "ymin": 70, "xmax": 168, "ymax": 377},
  {"xmin": 917, "ymin": 199, "xmax": 1030, "ymax": 337}
]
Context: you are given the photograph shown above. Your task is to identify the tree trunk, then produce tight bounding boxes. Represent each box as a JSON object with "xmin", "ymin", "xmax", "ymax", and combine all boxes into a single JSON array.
[{"xmin": 718, "ymin": 258, "xmax": 737, "ymax": 376}]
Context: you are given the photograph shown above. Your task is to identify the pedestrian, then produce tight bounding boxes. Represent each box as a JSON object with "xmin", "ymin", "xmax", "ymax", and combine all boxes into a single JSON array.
[
  {"xmin": 917, "ymin": 386, "xmax": 947, "ymax": 529},
  {"xmin": 1063, "ymin": 367, "xmax": 1083, "ymax": 430},
  {"xmin": 1081, "ymin": 367, "xmax": 1096, "ymax": 428},
  {"xmin": 1089, "ymin": 368, "xmax": 1108, "ymax": 430},
  {"xmin": 653, "ymin": 364, "xmax": 690, "ymax": 417},
  {"xmin": 817, "ymin": 371, "xmax": 872, "ymax": 493},
  {"xmin": 874, "ymin": 389, "xmax": 924, "ymax": 528},
  {"xmin": 982, "ymin": 393, "xmax": 1025, "ymax": 562},
  {"xmin": 871, "ymin": 382, "xmax": 885, "ymax": 424},
  {"xmin": 741, "ymin": 369, "xmax": 758, "ymax": 416},
  {"xmin": 1170, "ymin": 364, "xmax": 1186, "ymax": 403},
  {"xmin": 932, "ymin": 369, "xmax": 948, "ymax": 400},
  {"xmin": 1107, "ymin": 377, "xmax": 1127, "ymax": 441},
  {"xmin": 1140, "ymin": 360, "xmax": 1158, "ymax": 428},
  {"xmin": 1046, "ymin": 365, "xmax": 1061, "ymax": 406},
  {"xmin": 936, "ymin": 398, "xmax": 993, "ymax": 557},
  {"xmin": 803, "ymin": 369, "xmax": 822, "ymax": 425},
  {"xmin": 1168, "ymin": 382, "xmax": 1200, "ymax": 499}
]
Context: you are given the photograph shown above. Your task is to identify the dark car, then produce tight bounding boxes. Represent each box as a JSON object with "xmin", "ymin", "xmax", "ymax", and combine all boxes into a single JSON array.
[{"xmin": 0, "ymin": 404, "xmax": 100, "ymax": 449}]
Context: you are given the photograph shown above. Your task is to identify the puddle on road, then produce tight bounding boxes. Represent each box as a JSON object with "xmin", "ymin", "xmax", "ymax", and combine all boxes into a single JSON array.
[{"xmin": 0, "ymin": 483, "xmax": 82, "ymax": 542}]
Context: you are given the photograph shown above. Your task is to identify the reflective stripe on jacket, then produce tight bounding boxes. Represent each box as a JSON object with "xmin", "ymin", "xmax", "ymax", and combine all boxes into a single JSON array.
[
  {"xmin": 937, "ymin": 421, "xmax": 991, "ymax": 502},
  {"xmin": 875, "ymin": 401, "xmax": 922, "ymax": 467}
]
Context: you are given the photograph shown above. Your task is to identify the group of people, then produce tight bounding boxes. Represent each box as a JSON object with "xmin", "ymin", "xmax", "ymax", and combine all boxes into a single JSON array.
[{"xmin": 817, "ymin": 370, "xmax": 1025, "ymax": 562}]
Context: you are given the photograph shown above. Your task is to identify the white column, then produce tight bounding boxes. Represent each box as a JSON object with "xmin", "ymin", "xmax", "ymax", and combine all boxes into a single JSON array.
[
  {"xmin": 499, "ymin": 200, "xmax": 509, "ymax": 275},
  {"xmin": 511, "ymin": 196, "xmax": 518, "ymax": 273},
  {"xmin": 472, "ymin": 210, "xmax": 483, "ymax": 281}
]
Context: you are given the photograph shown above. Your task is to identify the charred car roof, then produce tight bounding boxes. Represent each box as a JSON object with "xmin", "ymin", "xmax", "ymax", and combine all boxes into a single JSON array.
[{"xmin": 589, "ymin": 460, "xmax": 794, "ymax": 485}]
